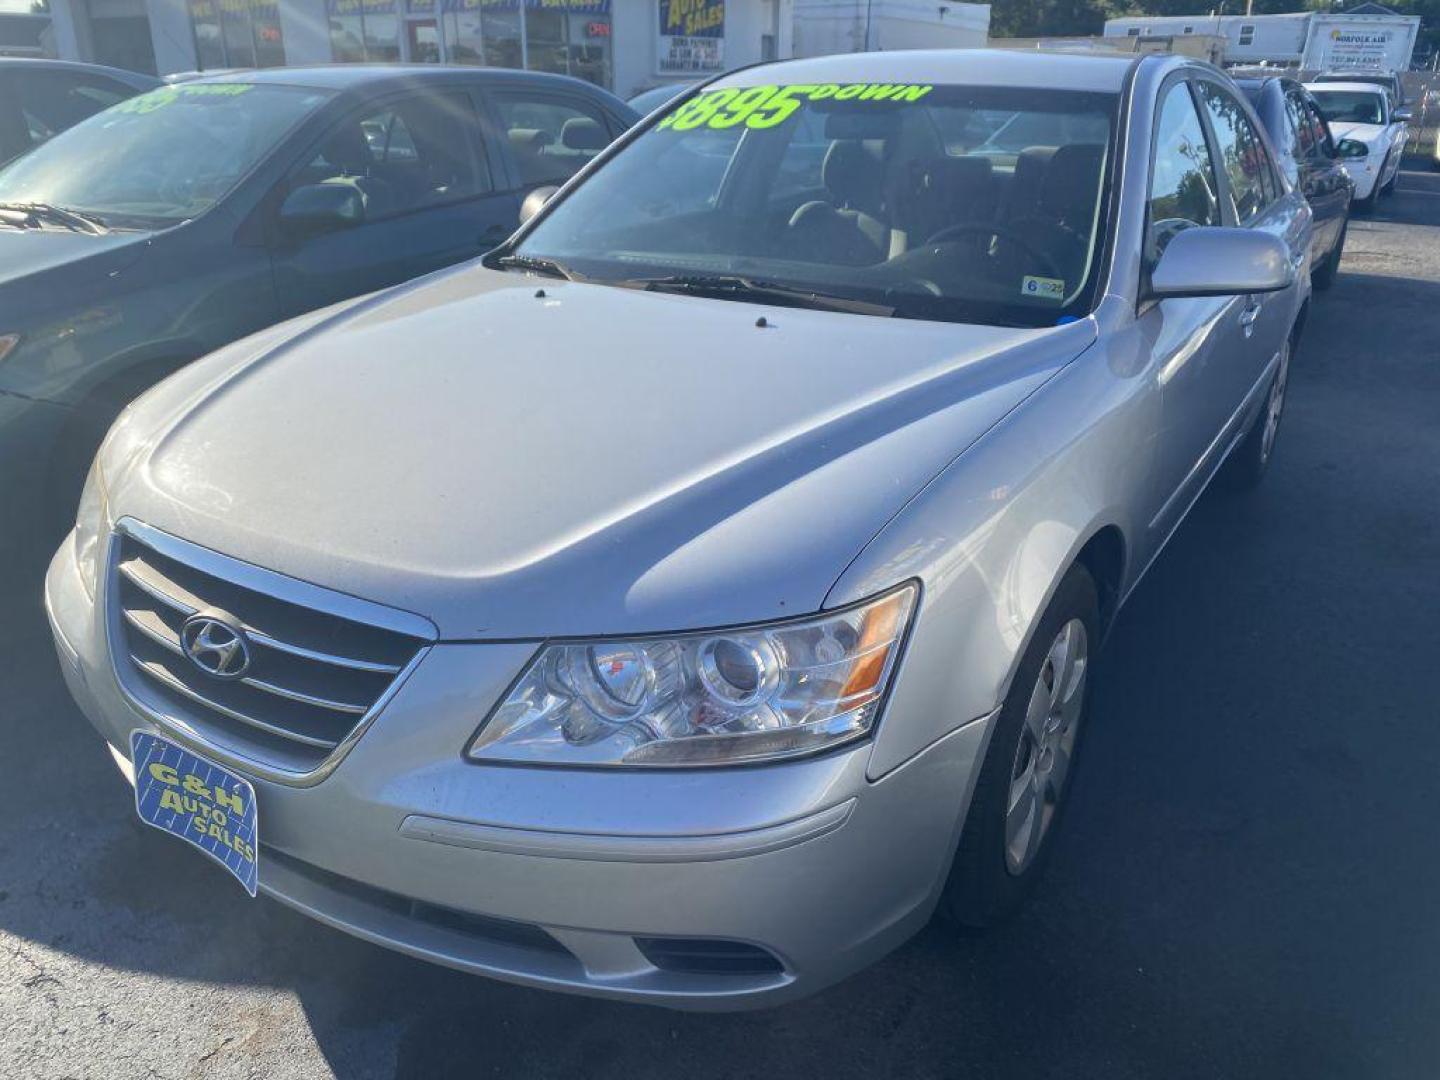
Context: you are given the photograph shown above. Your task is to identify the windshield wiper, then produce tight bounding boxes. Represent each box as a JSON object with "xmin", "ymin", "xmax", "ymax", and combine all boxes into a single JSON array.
[
  {"xmin": 493, "ymin": 254, "xmax": 578, "ymax": 281},
  {"xmin": 0, "ymin": 202, "xmax": 108, "ymax": 235},
  {"xmin": 626, "ymin": 274, "xmax": 895, "ymax": 317}
]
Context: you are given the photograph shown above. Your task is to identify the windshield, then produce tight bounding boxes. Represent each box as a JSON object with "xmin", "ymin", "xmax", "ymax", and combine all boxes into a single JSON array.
[
  {"xmin": 0, "ymin": 83, "xmax": 332, "ymax": 228},
  {"xmin": 1310, "ymin": 90, "xmax": 1385, "ymax": 126},
  {"xmin": 513, "ymin": 81, "xmax": 1118, "ymax": 327}
]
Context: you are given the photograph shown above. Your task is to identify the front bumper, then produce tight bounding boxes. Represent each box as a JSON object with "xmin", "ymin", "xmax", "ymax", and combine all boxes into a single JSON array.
[
  {"xmin": 46, "ymin": 534, "xmax": 994, "ymax": 1010},
  {"xmin": 1343, "ymin": 160, "xmax": 1380, "ymax": 200}
]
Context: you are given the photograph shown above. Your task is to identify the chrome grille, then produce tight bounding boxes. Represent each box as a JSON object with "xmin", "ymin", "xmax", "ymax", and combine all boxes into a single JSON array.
[{"xmin": 109, "ymin": 521, "xmax": 433, "ymax": 782}]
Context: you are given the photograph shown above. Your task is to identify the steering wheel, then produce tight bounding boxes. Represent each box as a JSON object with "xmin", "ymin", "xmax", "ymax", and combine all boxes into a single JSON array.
[{"xmin": 924, "ymin": 222, "xmax": 1064, "ymax": 281}]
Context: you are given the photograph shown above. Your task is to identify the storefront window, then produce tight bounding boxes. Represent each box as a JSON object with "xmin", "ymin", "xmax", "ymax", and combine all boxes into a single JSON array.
[
  {"xmin": 253, "ymin": 0, "xmax": 285, "ymax": 66},
  {"xmin": 443, "ymin": 1, "xmax": 484, "ymax": 63},
  {"xmin": 361, "ymin": 0, "xmax": 399, "ymax": 59},
  {"xmin": 219, "ymin": 0, "xmax": 257, "ymax": 67},
  {"xmin": 189, "ymin": 0, "xmax": 287, "ymax": 69},
  {"xmin": 319, "ymin": 0, "xmax": 608, "ymax": 83},
  {"xmin": 522, "ymin": 4, "xmax": 565, "ymax": 75},
  {"xmin": 189, "ymin": 0, "xmax": 225, "ymax": 67},
  {"xmin": 480, "ymin": 0, "xmax": 522, "ymax": 68},
  {"xmin": 569, "ymin": 10, "xmax": 610, "ymax": 87}
]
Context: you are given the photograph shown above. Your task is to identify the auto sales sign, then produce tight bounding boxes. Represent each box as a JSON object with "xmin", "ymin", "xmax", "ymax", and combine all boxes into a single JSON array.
[{"xmin": 658, "ymin": 0, "xmax": 724, "ymax": 75}]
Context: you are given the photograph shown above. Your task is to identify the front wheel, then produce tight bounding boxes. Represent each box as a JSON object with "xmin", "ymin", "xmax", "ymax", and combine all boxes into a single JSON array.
[
  {"xmin": 1227, "ymin": 333, "xmax": 1292, "ymax": 488},
  {"xmin": 940, "ymin": 564, "xmax": 1099, "ymax": 928},
  {"xmin": 1311, "ymin": 220, "xmax": 1347, "ymax": 291}
]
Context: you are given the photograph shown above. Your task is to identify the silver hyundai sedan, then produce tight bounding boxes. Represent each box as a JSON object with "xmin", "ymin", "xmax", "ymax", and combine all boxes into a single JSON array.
[{"xmin": 46, "ymin": 49, "xmax": 1309, "ymax": 1009}]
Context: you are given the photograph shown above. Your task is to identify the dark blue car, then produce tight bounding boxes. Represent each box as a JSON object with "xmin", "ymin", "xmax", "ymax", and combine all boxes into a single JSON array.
[
  {"xmin": 0, "ymin": 58, "xmax": 160, "ymax": 165},
  {"xmin": 0, "ymin": 66, "xmax": 635, "ymax": 545}
]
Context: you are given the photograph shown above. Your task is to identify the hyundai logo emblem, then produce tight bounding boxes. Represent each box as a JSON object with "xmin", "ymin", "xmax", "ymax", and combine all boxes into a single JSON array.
[{"xmin": 180, "ymin": 612, "xmax": 252, "ymax": 680}]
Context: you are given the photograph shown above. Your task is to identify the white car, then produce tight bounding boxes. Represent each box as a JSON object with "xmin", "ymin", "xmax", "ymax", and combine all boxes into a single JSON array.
[{"xmin": 1306, "ymin": 81, "xmax": 1410, "ymax": 208}]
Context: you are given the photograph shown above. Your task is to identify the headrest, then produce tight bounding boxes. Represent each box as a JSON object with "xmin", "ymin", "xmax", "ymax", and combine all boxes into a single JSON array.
[
  {"xmin": 1040, "ymin": 143, "xmax": 1105, "ymax": 224},
  {"xmin": 321, "ymin": 124, "xmax": 372, "ymax": 172},
  {"xmin": 824, "ymin": 109, "xmax": 900, "ymax": 141},
  {"xmin": 822, "ymin": 139, "xmax": 885, "ymax": 209},
  {"xmin": 561, "ymin": 117, "xmax": 606, "ymax": 151},
  {"xmin": 507, "ymin": 128, "xmax": 553, "ymax": 149}
]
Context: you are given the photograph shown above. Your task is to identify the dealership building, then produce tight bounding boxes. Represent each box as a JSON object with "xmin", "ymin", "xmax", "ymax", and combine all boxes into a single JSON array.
[{"xmin": 1, "ymin": 0, "xmax": 988, "ymax": 99}]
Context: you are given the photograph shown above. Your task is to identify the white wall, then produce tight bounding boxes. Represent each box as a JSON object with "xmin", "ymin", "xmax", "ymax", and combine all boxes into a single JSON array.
[
  {"xmin": 613, "ymin": 0, "xmax": 793, "ymax": 101},
  {"xmin": 143, "ymin": 0, "xmax": 197, "ymax": 73},
  {"xmin": 792, "ymin": 0, "xmax": 987, "ymax": 58},
  {"xmin": 47, "ymin": 0, "xmax": 85, "ymax": 61}
]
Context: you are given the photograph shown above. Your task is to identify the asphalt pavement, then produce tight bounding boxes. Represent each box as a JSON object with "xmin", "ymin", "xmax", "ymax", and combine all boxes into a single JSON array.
[{"xmin": 3, "ymin": 170, "xmax": 1440, "ymax": 1080}]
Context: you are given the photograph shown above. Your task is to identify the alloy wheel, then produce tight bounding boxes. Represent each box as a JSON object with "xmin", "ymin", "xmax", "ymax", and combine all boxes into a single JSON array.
[
  {"xmin": 1260, "ymin": 340, "xmax": 1291, "ymax": 466},
  {"xmin": 1005, "ymin": 618, "xmax": 1089, "ymax": 875}
]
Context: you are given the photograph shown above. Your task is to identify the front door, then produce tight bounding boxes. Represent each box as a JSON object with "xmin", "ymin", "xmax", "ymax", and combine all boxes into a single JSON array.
[
  {"xmin": 268, "ymin": 88, "xmax": 520, "ymax": 318},
  {"xmin": 1287, "ymin": 88, "xmax": 1349, "ymax": 261}
]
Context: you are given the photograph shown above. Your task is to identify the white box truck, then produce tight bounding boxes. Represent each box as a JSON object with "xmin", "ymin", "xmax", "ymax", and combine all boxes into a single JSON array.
[{"xmin": 1301, "ymin": 14, "xmax": 1420, "ymax": 73}]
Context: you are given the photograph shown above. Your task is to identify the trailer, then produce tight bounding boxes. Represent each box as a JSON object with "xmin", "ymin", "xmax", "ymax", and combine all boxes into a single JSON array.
[
  {"xmin": 1301, "ymin": 14, "xmax": 1420, "ymax": 74},
  {"xmin": 1104, "ymin": 13, "xmax": 1310, "ymax": 66},
  {"xmin": 1104, "ymin": 12, "xmax": 1422, "ymax": 74}
]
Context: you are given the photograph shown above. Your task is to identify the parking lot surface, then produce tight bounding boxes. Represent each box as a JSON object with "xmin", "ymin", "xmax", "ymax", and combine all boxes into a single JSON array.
[{"xmin": 4, "ymin": 170, "xmax": 1440, "ymax": 1080}]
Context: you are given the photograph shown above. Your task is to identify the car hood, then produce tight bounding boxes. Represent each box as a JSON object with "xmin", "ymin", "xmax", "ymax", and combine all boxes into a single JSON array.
[
  {"xmin": 0, "ymin": 226, "xmax": 152, "ymax": 290},
  {"xmin": 1328, "ymin": 121, "xmax": 1386, "ymax": 145},
  {"xmin": 109, "ymin": 267, "xmax": 1095, "ymax": 638}
]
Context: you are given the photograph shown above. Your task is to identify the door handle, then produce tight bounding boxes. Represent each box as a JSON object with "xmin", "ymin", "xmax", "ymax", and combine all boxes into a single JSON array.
[{"xmin": 1239, "ymin": 297, "xmax": 1263, "ymax": 338}]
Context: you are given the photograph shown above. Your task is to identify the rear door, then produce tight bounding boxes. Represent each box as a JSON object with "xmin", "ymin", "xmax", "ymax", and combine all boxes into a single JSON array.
[
  {"xmin": 1193, "ymin": 76, "xmax": 1300, "ymax": 406},
  {"xmin": 268, "ymin": 87, "xmax": 519, "ymax": 317}
]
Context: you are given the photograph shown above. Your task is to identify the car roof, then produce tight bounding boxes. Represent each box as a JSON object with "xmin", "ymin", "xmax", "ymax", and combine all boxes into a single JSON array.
[
  {"xmin": 719, "ymin": 48, "xmax": 1140, "ymax": 94},
  {"xmin": 1305, "ymin": 80, "xmax": 1387, "ymax": 94},
  {"xmin": 190, "ymin": 64, "xmax": 616, "ymax": 96},
  {"xmin": 0, "ymin": 57, "xmax": 160, "ymax": 89},
  {"xmin": 1316, "ymin": 70, "xmax": 1396, "ymax": 82}
]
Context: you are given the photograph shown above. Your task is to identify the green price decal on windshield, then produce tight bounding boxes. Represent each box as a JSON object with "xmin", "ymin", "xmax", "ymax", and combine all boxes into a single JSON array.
[
  {"xmin": 659, "ymin": 83, "xmax": 934, "ymax": 132},
  {"xmin": 112, "ymin": 83, "xmax": 255, "ymax": 115}
]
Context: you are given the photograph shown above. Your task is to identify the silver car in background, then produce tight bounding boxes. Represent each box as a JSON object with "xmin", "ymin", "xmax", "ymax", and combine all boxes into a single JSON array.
[{"xmin": 47, "ymin": 50, "xmax": 1309, "ymax": 1009}]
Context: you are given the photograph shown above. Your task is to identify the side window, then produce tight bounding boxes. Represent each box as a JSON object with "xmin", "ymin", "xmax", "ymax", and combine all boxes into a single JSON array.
[
  {"xmin": 18, "ymin": 73, "xmax": 134, "ymax": 146},
  {"xmin": 1147, "ymin": 83, "xmax": 1221, "ymax": 264},
  {"xmin": 1196, "ymin": 81, "xmax": 1276, "ymax": 225},
  {"xmin": 1304, "ymin": 101, "xmax": 1334, "ymax": 158},
  {"xmin": 292, "ymin": 92, "xmax": 491, "ymax": 221},
  {"xmin": 492, "ymin": 93, "xmax": 610, "ymax": 187},
  {"xmin": 1284, "ymin": 93, "xmax": 1314, "ymax": 160}
]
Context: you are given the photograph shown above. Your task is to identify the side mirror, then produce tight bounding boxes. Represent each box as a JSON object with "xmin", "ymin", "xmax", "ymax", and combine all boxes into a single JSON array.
[
  {"xmin": 519, "ymin": 185, "xmax": 561, "ymax": 226},
  {"xmin": 1393, "ymin": 107, "xmax": 1412, "ymax": 122},
  {"xmin": 278, "ymin": 183, "xmax": 365, "ymax": 238},
  {"xmin": 1148, "ymin": 226, "xmax": 1293, "ymax": 300},
  {"xmin": 1336, "ymin": 137, "xmax": 1369, "ymax": 159}
]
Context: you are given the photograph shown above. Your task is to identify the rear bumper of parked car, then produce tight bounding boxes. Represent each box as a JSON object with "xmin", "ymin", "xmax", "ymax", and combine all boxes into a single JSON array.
[{"xmin": 45, "ymin": 533, "xmax": 993, "ymax": 1010}]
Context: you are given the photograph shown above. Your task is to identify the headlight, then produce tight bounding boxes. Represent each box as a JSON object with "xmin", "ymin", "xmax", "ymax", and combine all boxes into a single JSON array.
[
  {"xmin": 467, "ymin": 583, "xmax": 918, "ymax": 767},
  {"xmin": 73, "ymin": 458, "xmax": 109, "ymax": 600}
]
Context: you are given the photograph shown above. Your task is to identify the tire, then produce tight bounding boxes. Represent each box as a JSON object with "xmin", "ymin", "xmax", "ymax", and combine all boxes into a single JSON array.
[
  {"xmin": 1311, "ymin": 219, "xmax": 1346, "ymax": 291},
  {"xmin": 940, "ymin": 563, "xmax": 1100, "ymax": 928},
  {"xmin": 1380, "ymin": 161, "xmax": 1399, "ymax": 196},
  {"xmin": 1227, "ymin": 331, "xmax": 1293, "ymax": 489}
]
